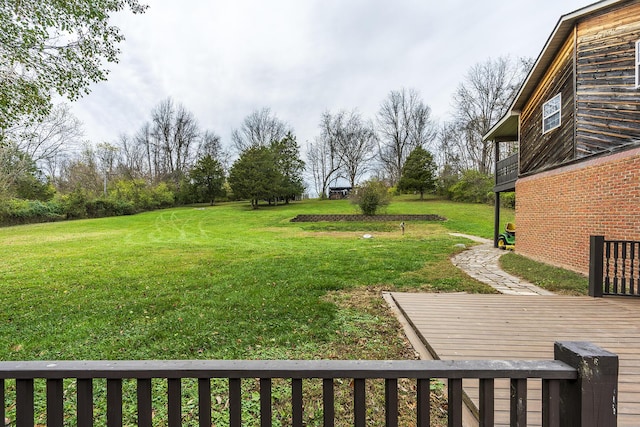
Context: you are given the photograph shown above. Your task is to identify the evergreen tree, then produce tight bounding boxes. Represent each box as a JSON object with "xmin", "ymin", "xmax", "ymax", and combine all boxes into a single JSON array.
[
  {"xmin": 189, "ymin": 155, "xmax": 225, "ymax": 205},
  {"xmin": 228, "ymin": 146, "xmax": 278, "ymax": 209},
  {"xmin": 271, "ymin": 132, "xmax": 305, "ymax": 203},
  {"xmin": 397, "ymin": 147, "xmax": 437, "ymax": 199}
]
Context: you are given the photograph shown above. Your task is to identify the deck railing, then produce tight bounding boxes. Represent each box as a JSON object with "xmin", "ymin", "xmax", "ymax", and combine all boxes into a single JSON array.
[
  {"xmin": 495, "ymin": 153, "xmax": 519, "ymax": 191},
  {"xmin": 589, "ymin": 235, "xmax": 640, "ymax": 297},
  {"xmin": 0, "ymin": 341, "xmax": 617, "ymax": 427}
]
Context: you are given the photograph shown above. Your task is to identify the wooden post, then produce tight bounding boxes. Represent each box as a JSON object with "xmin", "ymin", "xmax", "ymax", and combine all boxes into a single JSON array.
[
  {"xmin": 554, "ymin": 341, "xmax": 618, "ymax": 427},
  {"xmin": 494, "ymin": 140, "xmax": 501, "ymax": 248},
  {"xmin": 494, "ymin": 192, "xmax": 501, "ymax": 248},
  {"xmin": 589, "ymin": 236, "xmax": 605, "ymax": 297}
]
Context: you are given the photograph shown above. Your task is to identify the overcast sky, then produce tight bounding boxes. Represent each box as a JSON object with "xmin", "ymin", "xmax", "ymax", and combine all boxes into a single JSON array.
[{"xmin": 69, "ymin": 0, "xmax": 592, "ymax": 151}]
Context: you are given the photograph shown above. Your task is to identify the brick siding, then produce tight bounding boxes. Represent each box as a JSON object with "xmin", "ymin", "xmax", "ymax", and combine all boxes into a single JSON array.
[{"xmin": 515, "ymin": 147, "xmax": 640, "ymax": 274}]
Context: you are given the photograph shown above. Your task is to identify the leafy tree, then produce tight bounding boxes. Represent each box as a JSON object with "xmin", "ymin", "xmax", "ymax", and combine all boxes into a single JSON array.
[
  {"xmin": 188, "ymin": 155, "xmax": 226, "ymax": 205},
  {"xmin": 228, "ymin": 146, "xmax": 278, "ymax": 209},
  {"xmin": 397, "ymin": 147, "xmax": 437, "ymax": 200},
  {"xmin": 351, "ymin": 178, "xmax": 391, "ymax": 216},
  {"xmin": 0, "ymin": 0, "xmax": 147, "ymax": 129}
]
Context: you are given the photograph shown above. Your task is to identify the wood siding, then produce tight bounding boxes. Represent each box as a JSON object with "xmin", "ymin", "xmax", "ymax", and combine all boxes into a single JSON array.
[
  {"xmin": 575, "ymin": 2, "xmax": 640, "ymax": 157},
  {"xmin": 520, "ymin": 34, "xmax": 575, "ymax": 175}
]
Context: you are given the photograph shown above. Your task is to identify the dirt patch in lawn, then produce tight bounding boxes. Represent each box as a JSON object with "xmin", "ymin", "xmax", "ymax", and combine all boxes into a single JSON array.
[{"xmin": 290, "ymin": 214, "xmax": 445, "ymax": 222}]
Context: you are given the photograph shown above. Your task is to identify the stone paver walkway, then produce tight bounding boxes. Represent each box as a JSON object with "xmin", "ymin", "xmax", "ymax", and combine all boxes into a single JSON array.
[{"xmin": 449, "ymin": 233, "xmax": 554, "ymax": 295}]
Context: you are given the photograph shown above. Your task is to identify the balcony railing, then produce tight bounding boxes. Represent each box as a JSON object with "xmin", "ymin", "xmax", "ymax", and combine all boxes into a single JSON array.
[
  {"xmin": 495, "ymin": 153, "xmax": 519, "ymax": 192},
  {"xmin": 0, "ymin": 341, "xmax": 617, "ymax": 427}
]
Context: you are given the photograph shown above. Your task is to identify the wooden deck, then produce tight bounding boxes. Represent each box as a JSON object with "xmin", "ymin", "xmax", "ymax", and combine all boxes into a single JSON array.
[{"xmin": 390, "ymin": 293, "xmax": 640, "ymax": 427}]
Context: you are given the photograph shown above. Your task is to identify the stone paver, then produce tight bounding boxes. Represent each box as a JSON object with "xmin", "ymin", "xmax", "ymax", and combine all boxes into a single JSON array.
[{"xmin": 449, "ymin": 233, "xmax": 553, "ymax": 295}]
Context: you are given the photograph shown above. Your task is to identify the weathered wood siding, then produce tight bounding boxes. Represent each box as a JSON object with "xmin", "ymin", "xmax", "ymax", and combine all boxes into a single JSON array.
[
  {"xmin": 575, "ymin": 2, "xmax": 640, "ymax": 157},
  {"xmin": 520, "ymin": 34, "xmax": 576, "ymax": 175}
]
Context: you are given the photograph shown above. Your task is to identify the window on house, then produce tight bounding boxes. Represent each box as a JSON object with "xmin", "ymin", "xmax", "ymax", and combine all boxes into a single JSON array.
[
  {"xmin": 636, "ymin": 40, "xmax": 640, "ymax": 88},
  {"xmin": 542, "ymin": 93, "xmax": 561, "ymax": 134}
]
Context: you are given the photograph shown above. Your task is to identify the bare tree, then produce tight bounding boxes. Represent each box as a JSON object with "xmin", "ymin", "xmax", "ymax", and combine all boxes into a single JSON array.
[
  {"xmin": 96, "ymin": 142, "xmax": 118, "ymax": 196},
  {"xmin": 58, "ymin": 145, "xmax": 102, "ymax": 195},
  {"xmin": 133, "ymin": 122, "xmax": 158, "ymax": 181},
  {"xmin": 447, "ymin": 56, "xmax": 531, "ymax": 174},
  {"xmin": 437, "ymin": 122, "xmax": 477, "ymax": 174},
  {"xmin": 307, "ymin": 135, "xmax": 341, "ymax": 199},
  {"xmin": 232, "ymin": 108, "xmax": 292, "ymax": 152},
  {"xmin": 6, "ymin": 104, "xmax": 83, "ymax": 180},
  {"xmin": 320, "ymin": 110, "xmax": 376, "ymax": 188},
  {"xmin": 116, "ymin": 133, "xmax": 146, "ymax": 179},
  {"xmin": 376, "ymin": 88, "xmax": 437, "ymax": 185},
  {"xmin": 198, "ymin": 130, "xmax": 231, "ymax": 172},
  {"xmin": 150, "ymin": 98, "xmax": 200, "ymax": 183},
  {"xmin": 0, "ymin": 142, "xmax": 34, "ymax": 198}
]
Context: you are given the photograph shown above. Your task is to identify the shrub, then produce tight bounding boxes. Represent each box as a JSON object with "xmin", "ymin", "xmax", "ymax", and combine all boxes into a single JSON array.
[
  {"xmin": 447, "ymin": 170, "xmax": 494, "ymax": 204},
  {"xmin": 86, "ymin": 199, "xmax": 136, "ymax": 217},
  {"xmin": 501, "ymin": 192, "xmax": 515, "ymax": 209},
  {"xmin": 350, "ymin": 179, "xmax": 391, "ymax": 216},
  {"xmin": 60, "ymin": 190, "xmax": 89, "ymax": 219},
  {"xmin": 0, "ymin": 198, "xmax": 64, "ymax": 225}
]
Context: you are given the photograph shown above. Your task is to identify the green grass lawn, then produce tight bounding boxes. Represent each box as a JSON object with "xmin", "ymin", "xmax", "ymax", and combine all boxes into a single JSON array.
[
  {"xmin": 500, "ymin": 252, "xmax": 588, "ymax": 295},
  {"xmin": 0, "ymin": 196, "xmax": 512, "ymax": 425},
  {"xmin": 0, "ymin": 197, "xmax": 510, "ymax": 361}
]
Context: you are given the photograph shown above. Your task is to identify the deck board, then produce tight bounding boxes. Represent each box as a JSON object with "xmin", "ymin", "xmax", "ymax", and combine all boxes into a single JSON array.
[{"xmin": 391, "ymin": 293, "xmax": 640, "ymax": 426}]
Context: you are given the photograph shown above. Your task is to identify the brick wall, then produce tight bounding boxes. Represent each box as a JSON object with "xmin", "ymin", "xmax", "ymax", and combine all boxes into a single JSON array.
[{"xmin": 515, "ymin": 147, "xmax": 640, "ymax": 275}]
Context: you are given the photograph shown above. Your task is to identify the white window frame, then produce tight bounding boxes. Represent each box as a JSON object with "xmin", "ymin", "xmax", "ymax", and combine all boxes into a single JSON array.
[
  {"xmin": 542, "ymin": 93, "xmax": 562, "ymax": 134},
  {"xmin": 636, "ymin": 39, "xmax": 640, "ymax": 88}
]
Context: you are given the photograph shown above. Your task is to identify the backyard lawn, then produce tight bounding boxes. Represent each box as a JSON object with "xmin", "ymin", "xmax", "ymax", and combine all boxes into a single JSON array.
[{"xmin": 0, "ymin": 196, "xmax": 513, "ymax": 425}]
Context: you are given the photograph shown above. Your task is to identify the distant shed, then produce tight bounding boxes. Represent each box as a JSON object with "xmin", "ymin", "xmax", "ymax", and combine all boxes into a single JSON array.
[{"xmin": 328, "ymin": 187, "xmax": 352, "ymax": 200}]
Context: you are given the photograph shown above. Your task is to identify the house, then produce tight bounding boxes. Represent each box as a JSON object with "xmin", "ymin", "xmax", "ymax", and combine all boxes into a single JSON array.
[{"xmin": 485, "ymin": 0, "xmax": 640, "ymax": 274}]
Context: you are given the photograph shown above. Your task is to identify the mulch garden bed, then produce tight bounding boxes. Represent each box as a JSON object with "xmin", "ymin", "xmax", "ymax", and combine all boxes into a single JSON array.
[{"xmin": 290, "ymin": 214, "xmax": 446, "ymax": 222}]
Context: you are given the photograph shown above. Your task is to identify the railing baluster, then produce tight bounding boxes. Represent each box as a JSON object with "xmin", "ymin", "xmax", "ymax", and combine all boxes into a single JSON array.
[
  {"xmin": 542, "ymin": 379, "xmax": 560, "ymax": 427},
  {"xmin": 106, "ymin": 378, "xmax": 123, "ymax": 427},
  {"xmin": 605, "ymin": 241, "xmax": 611, "ymax": 293},
  {"xmin": 16, "ymin": 378, "xmax": 34, "ymax": 427},
  {"xmin": 636, "ymin": 242, "xmax": 640, "ymax": 295},
  {"xmin": 385, "ymin": 378, "xmax": 399, "ymax": 427},
  {"xmin": 77, "ymin": 378, "xmax": 94, "ymax": 427},
  {"xmin": 167, "ymin": 378, "xmax": 181, "ymax": 427},
  {"xmin": 479, "ymin": 378, "xmax": 494, "ymax": 427},
  {"xmin": 292, "ymin": 378, "xmax": 303, "ymax": 427},
  {"xmin": 323, "ymin": 378, "xmax": 335, "ymax": 427},
  {"xmin": 510, "ymin": 378, "xmax": 527, "ymax": 427},
  {"xmin": 354, "ymin": 378, "xmax": 366, "ymax": 427},
  {"xmin": 630, "ymin": 242, "xmax": 636, "ymax": 295},
  {"xmin": 613, "ymin": 242, "xmax": 620, "ymax": 294},
  {"xmin": 622, "ymin": 242, "xmax": 628, "ymax": 294},
  {"xmin": 416, "ymin": 378, "xmax": 429, "ymax": 427},
  {"xmin": 229, "ymin": 378, "xmax": 242, "ymax": 427},
  {"xmin": 0, "ymin": 379, "xmax": 4, "ymax": 427},
  {"xmin": 46, "ymin": 378, "xmax": 64, "ymax": 427},
  {"xmin": 448, "ymin": 378, "xmax": 463, "ymax": 427},
  {"xmin": 137, "ymin": 378, "xmax": 152, "ymax": 427},
  {"xmin": 198, "ymin": 378, "xmax": 211, "ymax": 427},
  {"xmin": 260, "ymin": 378, "xmax": 272, "ymax": 427}
]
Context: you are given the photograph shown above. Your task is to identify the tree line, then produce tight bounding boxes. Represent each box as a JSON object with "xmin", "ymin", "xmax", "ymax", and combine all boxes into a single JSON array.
[{"xmin": 0, "ymin": 1, "xmax": 530, "ymax": 223}]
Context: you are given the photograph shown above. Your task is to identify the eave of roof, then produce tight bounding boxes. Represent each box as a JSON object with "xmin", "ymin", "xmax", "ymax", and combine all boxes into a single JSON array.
[
  {"xmin": 484, "ymin": 112, "xmax": 519, "ymax": 142},
  {"xmin": 483, "ymin": 0, "xmax": 631, "ymax": 141}
]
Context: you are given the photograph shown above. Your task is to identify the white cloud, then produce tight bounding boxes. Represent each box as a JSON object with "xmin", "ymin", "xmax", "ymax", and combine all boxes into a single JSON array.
[{"xmin": 70, "ymin": 0, "xmax": 591, "ymax": 150}]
